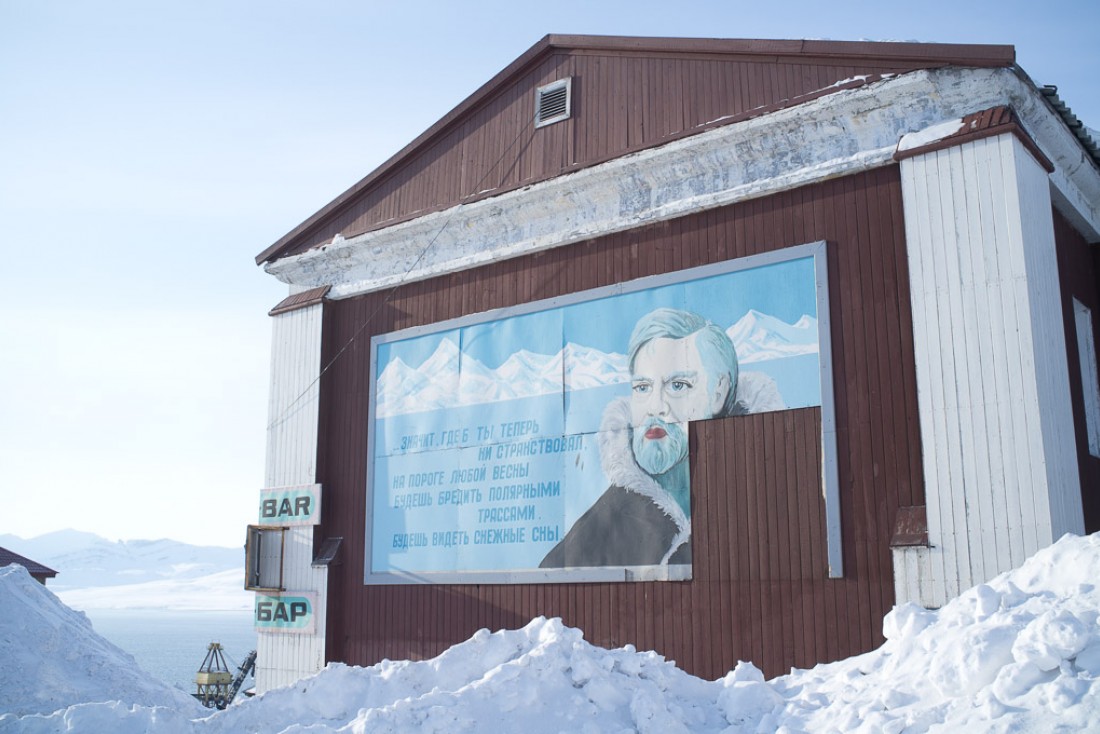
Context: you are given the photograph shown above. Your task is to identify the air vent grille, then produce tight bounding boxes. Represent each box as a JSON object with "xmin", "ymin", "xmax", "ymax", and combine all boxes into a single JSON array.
[
  {"xmin": 540, "ymin": 86, "xmax": 568, "ymax": 119},
  {"xmin": 535, "ymin": 78, "xmax": 571, "ymax": 128}
]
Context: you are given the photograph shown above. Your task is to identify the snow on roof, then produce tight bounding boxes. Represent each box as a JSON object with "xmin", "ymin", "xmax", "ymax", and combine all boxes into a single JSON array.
[
  {"xmin": 2, "ymin": 533, "xmax": 1099, "ymax": 731},
  {"xmin": 896, "ymin": 117, "xmax": 967, "ymax": 152},
  {"xmin": 0, "ymin": 546, "xmax": 56, "ymax": 579}
]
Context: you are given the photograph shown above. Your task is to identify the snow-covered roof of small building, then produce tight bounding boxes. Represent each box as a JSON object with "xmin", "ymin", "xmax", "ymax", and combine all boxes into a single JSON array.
[{"xmin": 0, "ymin": 545, "xmax": 57, "ymax": 580}]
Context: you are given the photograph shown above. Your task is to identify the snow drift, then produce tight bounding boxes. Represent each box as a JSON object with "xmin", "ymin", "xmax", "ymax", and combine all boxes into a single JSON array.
[
  {"xmin": 2, "ymin": 533, "xmax": 1099, "ymax": 732},
  {"xmin": 0, "ymin": 564, "xmax": 202, "ymax": 718}
]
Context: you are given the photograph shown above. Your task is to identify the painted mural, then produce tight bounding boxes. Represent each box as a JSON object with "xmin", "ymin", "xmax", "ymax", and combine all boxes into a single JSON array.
[{"xmin": 366, "ymin": 247, "xmax": 826, "ymax": 583}]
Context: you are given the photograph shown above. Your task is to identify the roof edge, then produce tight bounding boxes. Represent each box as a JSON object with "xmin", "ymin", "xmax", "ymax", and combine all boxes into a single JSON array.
[
  {"xmin": 268, "ymin": 285, "xmax": 331, "ymax": 316},
  {"xmin": 255, "ymin": 33, "xmax": 559, "ymax": 266},
  {"xmin": 256, "ymin": 35, "xmax": 1016, "ymax": 266},
  {"xmin": 893, "ymin": 105, "xmax": 1055, "ymax": 172},
  {"xmin": 0, "ymin": 547, "xmax": 58, "ymax": 577},
  {"xmin": 545, "ymin": 35, "xmax": 1014, "ymax": 65}
]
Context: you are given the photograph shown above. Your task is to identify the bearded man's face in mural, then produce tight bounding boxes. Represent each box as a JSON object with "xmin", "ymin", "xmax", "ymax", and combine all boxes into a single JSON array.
[{"xmin": 630, "ymin": 332, "xmax": 731, "ymax": 475}]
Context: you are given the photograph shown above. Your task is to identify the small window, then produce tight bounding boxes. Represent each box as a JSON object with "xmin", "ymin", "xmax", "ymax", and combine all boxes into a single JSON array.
[
  {"xmin": 245, "ymin": 525, "xmax": 286, "ymax": 592},
  {"xmin": 535, "ymin": 78, "xmax": 571, "ymax": 128},
  {"xmin": 1073, "ymin": 298, "xmax": 1100, "ymax": 458}
]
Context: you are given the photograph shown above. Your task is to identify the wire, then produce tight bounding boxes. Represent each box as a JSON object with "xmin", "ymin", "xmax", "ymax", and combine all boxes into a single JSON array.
[{"xmin": 266, "ymin": 120, "xmax": 537, "ymax": 432}]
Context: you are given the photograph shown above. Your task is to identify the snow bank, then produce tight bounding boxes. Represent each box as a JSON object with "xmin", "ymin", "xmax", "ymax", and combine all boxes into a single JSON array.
[
  {"xmin": 219, "ymin": 619, "xmax": 724, "ymax": 733},
  {"xmin": 3, "ymin": 534, "xmax": 1099, "ymax": 732},
  {"xmin": 761, "ymin": 531, "xmax": 1100, "ymax": 733},
  {"xmin": 0, "ymin": 565, "xmax": 203, "ymax": 718}
]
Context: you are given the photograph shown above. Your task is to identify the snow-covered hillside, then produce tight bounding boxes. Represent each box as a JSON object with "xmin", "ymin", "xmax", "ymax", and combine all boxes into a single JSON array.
[
  {"xmin": 0, "ymin": 531, "xmax": 248, "ymax": 611},
  {"xmin": 56, "ymin": 569, "xmax": 250, "ymax": 612},
  {"xmin": 0, "ymin": 565, "xmax": 203, "ymax": 717},
  {"xmin": 0, "ymin": 530, "xmax": 242, "ymax": 591},
  {"xmin": 2, "ymin": 533, "xmax": 1098, "ymax": 732}
]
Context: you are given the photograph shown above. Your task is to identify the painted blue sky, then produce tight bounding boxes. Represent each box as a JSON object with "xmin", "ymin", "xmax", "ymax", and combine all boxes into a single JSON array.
[{"xmin": 3, "ymin": 0, "xmax": 1095, "ymax": 546}]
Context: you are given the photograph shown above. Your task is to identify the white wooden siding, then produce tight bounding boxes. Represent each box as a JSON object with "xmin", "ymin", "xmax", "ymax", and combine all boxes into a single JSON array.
[
  {"xmin": 256, "ymin": 302, "xmax": 328, "ymax": 693},
  {"xmin": 897, "ymin": 133, "xmax": 1085, "ymax": 608},
  {"xmin": 1015, "ymin": 141, "xmax": 1086, "ymax": 540}
]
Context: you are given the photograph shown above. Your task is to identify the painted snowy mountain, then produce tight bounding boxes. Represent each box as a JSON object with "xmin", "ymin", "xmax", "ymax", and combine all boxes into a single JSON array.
[
  {"xmin": 563, "ymin": 343, "xmax": 629, "ymax": 390},
  {"xmin": 375, "ymin": 311, "xmax": 815, "ymax": 416},
  {"xmin": 376, "ymin": 338, "xmax": 628, "ymax": 416},
  {"xmin": 727, "ymin": 310, "xmax": 819, "ymax": 363}
]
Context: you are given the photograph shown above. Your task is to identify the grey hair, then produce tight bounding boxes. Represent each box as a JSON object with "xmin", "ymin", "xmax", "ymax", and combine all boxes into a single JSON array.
[{"xmin": 627, "ymin": 308, "xmax": 739, "ymax": 417}]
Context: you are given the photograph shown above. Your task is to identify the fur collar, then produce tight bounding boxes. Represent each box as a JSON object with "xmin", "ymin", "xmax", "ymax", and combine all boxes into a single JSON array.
[{"xmin": 598, "ymin": 398, "xmax": 691, "ymax": 564}]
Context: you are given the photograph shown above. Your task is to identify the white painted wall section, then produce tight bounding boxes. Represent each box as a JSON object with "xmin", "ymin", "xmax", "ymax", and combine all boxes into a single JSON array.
[
  {"xmin": 1013, "ymin": 141, "xmax": 1087, "ymax": 542},
  {"xmin": 897, "ymin": 133, "xmax": 1085, "ymax": 609},
  {"xmin": 256, "ymin": 301, "xmax": 327, "ymax": 693}
]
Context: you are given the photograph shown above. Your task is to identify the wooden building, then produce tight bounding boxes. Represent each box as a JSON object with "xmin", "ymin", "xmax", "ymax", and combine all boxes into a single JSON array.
[
  {"xmin": 249, "ymin": 36, "xmax": 1100, "ymax": 692},
  {"xmin": 0, "ymin": 546, "xmax": 58, "ymax": 585}
]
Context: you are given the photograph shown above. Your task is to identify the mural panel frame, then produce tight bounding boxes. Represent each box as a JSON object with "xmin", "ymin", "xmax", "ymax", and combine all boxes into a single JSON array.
[{"xmin": 364, "ymin": 240, "xmax": 841, "ymax": 584}]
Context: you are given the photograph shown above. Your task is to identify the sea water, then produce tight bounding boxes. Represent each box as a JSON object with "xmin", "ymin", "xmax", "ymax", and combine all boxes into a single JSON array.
[{"xmin": 85, "ymin": 610, "xmax": 256, "ymax": 694}]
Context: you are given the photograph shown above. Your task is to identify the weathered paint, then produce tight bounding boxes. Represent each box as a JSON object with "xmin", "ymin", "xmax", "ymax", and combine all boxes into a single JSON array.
[
  {"xmin": 265, "ymin": 67, "xmax": 1100, "ymax": 302},
  {"xmin": 257, "ymin": 37, "xmax": 1020, "ymax": 267}
]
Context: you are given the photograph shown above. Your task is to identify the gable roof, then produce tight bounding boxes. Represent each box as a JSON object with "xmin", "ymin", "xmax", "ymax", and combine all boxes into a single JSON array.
[
  {"xmin": 257, "ymin": 35, "xmax": 1015, "ymax": 266},
  {"xmin": 0, "ymin": 546, "xmax": 58, "ymax": 579}
]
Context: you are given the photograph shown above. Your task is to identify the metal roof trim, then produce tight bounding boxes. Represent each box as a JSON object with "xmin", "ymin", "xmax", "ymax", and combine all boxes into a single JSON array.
[
  {"xmin": 268, "ymin": 285, "xmax": 331, "ymax": 316},
  {"xmin": 1039, "ymin": 84, "xmax": 1100, "ymax": 170},
  {"xmin": 893, "ymin": 105, "xmax": 1054, "ymax": 172}
]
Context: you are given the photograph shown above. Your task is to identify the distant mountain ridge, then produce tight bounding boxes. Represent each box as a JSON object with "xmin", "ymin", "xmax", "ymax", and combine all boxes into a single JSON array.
[{"xmin": 0, "ymin": 529, "xmax": 242, "ymax": 591}]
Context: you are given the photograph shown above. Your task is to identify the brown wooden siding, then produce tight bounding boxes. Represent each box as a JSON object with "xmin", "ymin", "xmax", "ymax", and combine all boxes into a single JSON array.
[
  {"xmin": 1053, "ymin": 207, "xmax": 1100, "ymax": 533},
  {"xmin": 314, "ymin": 165, "xmax": 923, "ymax": 679},
  {"xmin": 276, "ymin": 51, "xmax": 936, "ymax": 261}
]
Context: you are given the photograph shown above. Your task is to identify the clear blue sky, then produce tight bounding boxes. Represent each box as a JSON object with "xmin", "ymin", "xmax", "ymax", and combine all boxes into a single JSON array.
[{"xmin": 1, "ymin": 0, "xmax": 1096, "ymax": 547}]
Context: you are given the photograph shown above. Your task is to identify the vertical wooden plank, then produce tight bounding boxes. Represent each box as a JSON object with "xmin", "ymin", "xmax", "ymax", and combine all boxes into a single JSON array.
[
  {"xmin": 878, "ymin": 167, "xmax": 920, "ymax": 509},
  {"xmin": 902, "ymin": 152, "xmax": 951, "ymax": 608},
  {"xmin": 983, "ymin": 136, "xmax": 1033, "ymax": 565},
  {"xmin": 960, "ymin": 142, "xmax": 1009, "ymax": 572},
  {"xmin": 856, "ymin": 171, "xmax": 893, "ymax": 630},
  {"xmin": 714, "ymin": 407, "xmax": 735, "ymax": 671},
  {"xmin": 771, "ymin": 413, "xmax": 796, "ymax": 671},
  {"xmin": 834, "ymin": 174, "xmax": 872, "ymax": 652},
  {"xmin": 928, "ymin": 147, "xmax": 974, "ymax": 595},
  {"xmin": 944, "ymin": 145, "xmax": 994, "ymax": 586}
]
